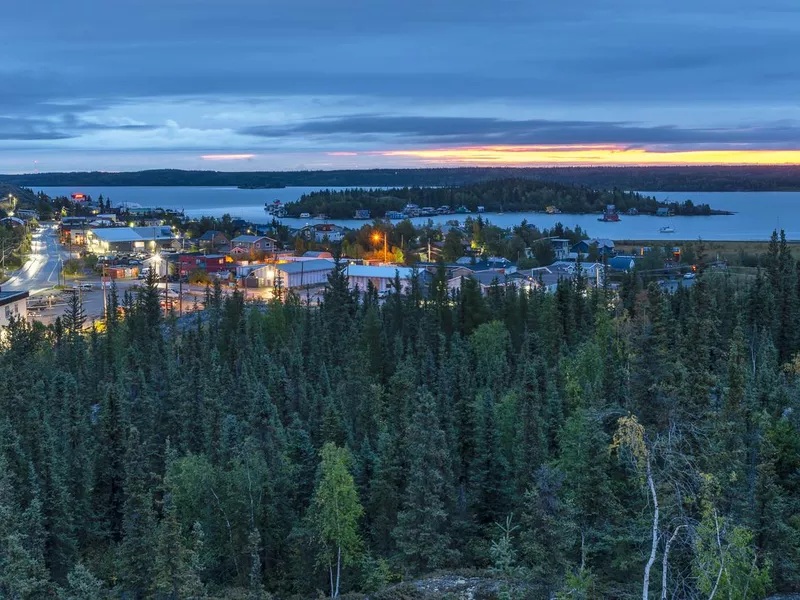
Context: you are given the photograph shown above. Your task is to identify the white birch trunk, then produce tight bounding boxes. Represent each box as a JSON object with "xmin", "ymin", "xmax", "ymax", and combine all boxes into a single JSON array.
[{"xmin": 643, "ymin": 460, "xmax": 659, "ymax": 600}]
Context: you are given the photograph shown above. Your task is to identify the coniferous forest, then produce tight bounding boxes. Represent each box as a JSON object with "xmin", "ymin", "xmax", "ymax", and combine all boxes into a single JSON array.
[{"xmin": 1, "ymin": 236, "xmax": 799, "ymax": 599}]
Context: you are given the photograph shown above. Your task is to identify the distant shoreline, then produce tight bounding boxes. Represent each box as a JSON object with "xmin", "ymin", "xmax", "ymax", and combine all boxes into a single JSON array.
[{"xmin": 6, "ymin": 165, "xmax": 800, "ymax": 191}]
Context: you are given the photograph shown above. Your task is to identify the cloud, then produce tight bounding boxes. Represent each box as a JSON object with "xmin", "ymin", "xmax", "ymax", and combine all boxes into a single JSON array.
[
  {"xmin": 240, "ymin": 115, "xmax": 800, "ymax": 148},
  {"xmin": 3, "ymin": 0, "xmax": 800, "ymax": 169},
  {"xmin": 201, "ymin": 154, "xmax": 256, "ymax": 161}
]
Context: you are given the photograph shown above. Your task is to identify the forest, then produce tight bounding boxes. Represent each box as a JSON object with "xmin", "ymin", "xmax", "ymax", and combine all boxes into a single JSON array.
[
  {"xmin": 6, "ymin": 165, "xmax": 800, "ymax": 191},
  {"xmin": 0, "ymin": 233, "xmax": 799, "ymax": 599},
  {"xmin": 286, "ymin": 180, "xmax": 724, "ymax": 219}
]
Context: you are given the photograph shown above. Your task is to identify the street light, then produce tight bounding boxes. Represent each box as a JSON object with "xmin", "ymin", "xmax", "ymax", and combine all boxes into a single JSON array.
[{"xmin": 372, "ymin": 231, "xmax": 387, "ymax": 263}]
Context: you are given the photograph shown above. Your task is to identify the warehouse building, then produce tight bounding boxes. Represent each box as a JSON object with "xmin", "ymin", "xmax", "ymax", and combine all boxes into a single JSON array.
[{"xmin": 250, "ymin": 259, "xmax": 334, "ymax": 289}]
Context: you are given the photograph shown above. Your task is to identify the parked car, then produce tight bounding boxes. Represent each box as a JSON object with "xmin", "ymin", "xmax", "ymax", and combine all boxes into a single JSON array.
[{"xmin": 683, "ymin": 272, "xmax": 696, "ymax": 280}]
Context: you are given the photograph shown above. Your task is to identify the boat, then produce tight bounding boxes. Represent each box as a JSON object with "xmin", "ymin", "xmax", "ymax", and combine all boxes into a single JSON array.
[
  {"xmin": 598, "ymin": 213, "xmax": 621, "ymax": 222},
  {"xmin": 299, "ymin": 213, "xmax": 311, "ymax": 219},
  {"xmin": 659, "ymin": 226, "xmax": 675, "ymax": 234},
  {"xmin": 598, "ymin": 204, "xmax": 621, "ymax": 222}
]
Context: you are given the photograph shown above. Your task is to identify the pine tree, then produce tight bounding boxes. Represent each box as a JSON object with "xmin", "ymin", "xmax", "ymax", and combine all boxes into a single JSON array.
[
  {"xmin": 117, "ymin": 427, "xmax": 157, "ymax": 599},
  {"xmin": 393, "ymin": 391, "xmax": 457, "ymax": 573}
]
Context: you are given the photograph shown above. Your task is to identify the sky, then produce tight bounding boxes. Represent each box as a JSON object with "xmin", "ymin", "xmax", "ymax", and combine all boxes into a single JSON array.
[{"xmin": 3, "ymin": 0, "xmax": 800, "ymax": 172}]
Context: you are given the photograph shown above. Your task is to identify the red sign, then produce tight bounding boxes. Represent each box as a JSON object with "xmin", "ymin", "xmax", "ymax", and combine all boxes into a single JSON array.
[{"xmin": 71, "ymin": 193, "xmax": 86, "ymax": 200}]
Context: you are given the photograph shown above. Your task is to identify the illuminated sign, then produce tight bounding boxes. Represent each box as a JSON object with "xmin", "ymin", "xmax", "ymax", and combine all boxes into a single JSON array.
[{"xmin": 71, "ymin": 193, "xmax": 86, "ymax": 201}]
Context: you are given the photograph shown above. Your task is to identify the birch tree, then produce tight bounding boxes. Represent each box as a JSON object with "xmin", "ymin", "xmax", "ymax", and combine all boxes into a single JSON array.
[{"xmin": 311, "ymin": 443, "xmax": 364, "ymax": 598}]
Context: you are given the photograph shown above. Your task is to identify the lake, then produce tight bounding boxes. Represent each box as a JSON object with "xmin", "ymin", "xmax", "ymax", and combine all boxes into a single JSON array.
[{"xmin": 35, "ymin": 186, "xmax": 800, "ymax": 241}]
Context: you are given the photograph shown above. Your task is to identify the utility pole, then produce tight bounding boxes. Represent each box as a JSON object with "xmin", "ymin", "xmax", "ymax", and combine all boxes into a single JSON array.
[{"xmin": 384, "ymin": 232, "xmax": 388, "ymax": 264}]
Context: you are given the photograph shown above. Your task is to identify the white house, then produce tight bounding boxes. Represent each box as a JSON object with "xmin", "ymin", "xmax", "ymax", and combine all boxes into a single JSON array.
[{"xmin": 0, "ymin": 290, "xmax": 28, "ymax": 327}]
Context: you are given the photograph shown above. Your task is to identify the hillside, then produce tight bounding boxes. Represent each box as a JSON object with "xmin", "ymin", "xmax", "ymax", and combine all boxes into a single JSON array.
[{"xmin": 4, "ymin": 165, "xmax": 800, "ymax": 190}]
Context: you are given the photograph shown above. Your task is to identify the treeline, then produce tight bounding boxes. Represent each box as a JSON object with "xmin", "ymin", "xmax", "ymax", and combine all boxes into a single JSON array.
[
  {"xmin": 0, "ymin": 236, "xmax": 799, "ymax": 599},
  {"xmin": 288, "ymin": 180, "xmax": 723, "ymax": 219},
  {"xmin": 5, "ymin": 165, "xmax": 800, "ymax": 191}
]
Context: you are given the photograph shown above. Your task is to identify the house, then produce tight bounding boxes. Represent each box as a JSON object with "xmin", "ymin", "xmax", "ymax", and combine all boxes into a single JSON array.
[
  {"xmin": 656, "ymin": 207, "xmax": 671, "ymax": 217},
  {"xmin": 299, "ymin": 223, "xmax": 346, "ymax": 243},
  {"xmin": 178, "ymin": 253, "xmax": 228, "ymax": 277},
  {"xmin": 230, "ymin": 235, "xmax": 277, "ymax": 254},
  {"xmin": 570, "ymin": 238, "xmax": 615, "ymax": 257},
  {"xmin": 447, "ymin": 270, "xmax": 509, "ymax": 295},
  {"xmin": 608, "ymin": 256, "xmax": 636, "ymax": 272},
  {"xmin": 251, "ymin": 259, "xmax": 334, "ymax": 289},
  {"xmin": 0, "ymin": 289, "xmax": 28, "ymax": 327},
  {"xmin": 303, "ymin": 251, "xmax": 334, "ymax": 259},
  {"xmin": 592, "ymin": 238, "xmax": 616, "ymax": 256},
  {"xmin": 517, "ymin": 268, "xmax": 571, "ymax": 293},
  {"xmin": 345, "ymin": 264, "xmax": 421, "ymax": 294},
  {"xmin": 549, "ymin": 238, "xmax": 571, "ymax": 261},
  {"xmin": 549, "ymin": 261, "xmax": 605, "ymax": 286},
  {"xmin": 199, "ymin": 230, "xmax": 230, "ymax": 250}
]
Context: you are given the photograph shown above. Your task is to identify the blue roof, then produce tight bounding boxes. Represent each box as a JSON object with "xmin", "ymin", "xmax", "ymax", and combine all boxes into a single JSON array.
[
  {"xmin": 276, "ymin": 259, "xmax": 334, "ymax": 274},
  {"xmin": 346, "ymin": 264, "xmax": 416, "ymax": 279}
]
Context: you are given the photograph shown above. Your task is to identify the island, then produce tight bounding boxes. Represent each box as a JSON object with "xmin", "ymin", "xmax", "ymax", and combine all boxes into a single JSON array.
[{"xmin": 284, "ymin": 179, "xmax": 732, "ymax": 219}]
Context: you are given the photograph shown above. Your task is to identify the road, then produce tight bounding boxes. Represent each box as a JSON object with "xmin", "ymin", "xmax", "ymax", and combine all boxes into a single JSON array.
[{"xmin": 2, "ymin": 223, "xmax": 64, "ymax": 295}]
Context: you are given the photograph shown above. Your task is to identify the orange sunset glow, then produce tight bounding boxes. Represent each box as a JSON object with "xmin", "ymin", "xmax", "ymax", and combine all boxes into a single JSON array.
[{"xmin": 381, "ymin": 145, "xmax": 800, "ymax": 166}]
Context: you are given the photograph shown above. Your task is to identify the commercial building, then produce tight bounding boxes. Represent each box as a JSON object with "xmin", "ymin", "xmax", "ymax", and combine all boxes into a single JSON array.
[
  {"xmin": 0, "ymin": 290, "xmax": 28, "ymax": 327},
  {"xmin": 344, "ymin": 264, "xmax": 419, "ymax": 294},
  {"xmin": 86, "ymin": 226, "xmax": 178, "ymax": 253},
  {"xmin": 178, "ymin": 254, "xmax": 228, "ymax": 277},
  {"xmin": 250, "ymin": 259, "xmax": 334, "ymax": 289}
]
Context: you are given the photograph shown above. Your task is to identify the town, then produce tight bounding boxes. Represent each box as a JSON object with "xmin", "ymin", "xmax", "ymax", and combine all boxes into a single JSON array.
[{"xmin": 0, "ymin": 189, "xmax": 712, "ymax": 328}]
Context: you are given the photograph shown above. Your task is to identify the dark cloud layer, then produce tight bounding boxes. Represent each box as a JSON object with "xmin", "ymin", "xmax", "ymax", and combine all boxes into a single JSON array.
[
  {"xmin": 241, "ymin": 116, "xmax": 800, "ymax": 147},
  {"xmin": 1, "ymin": 0, "xmax": 800, "ymax": 164}
]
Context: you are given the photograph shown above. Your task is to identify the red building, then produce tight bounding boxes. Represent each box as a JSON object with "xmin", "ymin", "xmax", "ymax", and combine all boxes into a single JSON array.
[{"xmin": 178, "ymin": 254, "xmax": 228, "ymax": 277}]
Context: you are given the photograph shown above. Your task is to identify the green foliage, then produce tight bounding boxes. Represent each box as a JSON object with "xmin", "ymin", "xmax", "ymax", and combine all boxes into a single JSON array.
[{"xmin": 0, "ymin": 230, "xmax": 797, "ymax": 599}]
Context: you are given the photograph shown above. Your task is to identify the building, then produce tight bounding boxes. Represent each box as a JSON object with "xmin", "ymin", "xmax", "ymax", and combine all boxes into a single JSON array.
[
  {"xmin": 447, "ymin": 270, "xmax": 508, "ymax": 295},
  {"xmin": 302, "ymin": 251, "xmax": 334, "ymax": 259},
  {"xmin": 571, "ymin": 238, "xmax": 615, "ymax": 257},
  {"xmin": 345, "ymin": 264, "xmax": 419, "ymax": 293},
  {"xmin": 178, "ymin": 253, "xmax": 228, "ymax": 277},
  {"xmin": 549, "ymin": 261, "xmax": 605, "ymax": 286},
  {"xmin": 607, "ymin": 256, "xmax": 636, "ymax": 272},
  {"xmin": 354, "ymin": 209, "xmax": 371, "ymax": 219},
  {"xmin": 87, "ymin": 226, "xmax": 178, "ymax": 253},
  {"xmin": 656, "ymin": 207, "xmax": 671, "ymax": 217},
  {"xmin": 230, "ymin": 235, "xmax": 277, "ymax": 254},
  {"xmin": 549, "ymin": 238, "xmax": 571, "ymax": 260},
  {"xmin": 198, "ymin": 230, "xmax": 230, "ymax": 250},
  {"xmin": 299, "ymin": 223, "xmax": 346, "ymax": 243},
  {"xmin": 250, "ymin": 259, "xmax": 334, "ymax": 289},
  {"xmin": 0, "ymin": 289, "xmax": 28, "ymax": 327}
]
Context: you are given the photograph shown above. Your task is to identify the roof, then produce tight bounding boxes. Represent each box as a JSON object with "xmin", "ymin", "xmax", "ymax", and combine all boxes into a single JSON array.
[
  {"xmin": 89, "ymin": 228, "xmax": 146, "ymax": 242},
  {"xmin": 276, "ymin": 259, "xmax": 335, "ymax": 274},
  {"xmin": 345, "ymin": 264, "xmax": 416, "ymax": 279},
  {"xmin": 199, "ymin": 230, "xmax": 227, "ymax": 240},
  {"xmin": 0, "ymin": 290, "xmax": 29, "ymax": 307},
  {"xmin": 608, "ymin": 256, "xmax": 636, "ymax": 271},
  {"xmin": 231, "ymin": 235, "xmax": 265, "ymax": 244},
  {"xmin": 469, "ymin": 271, "xmax": 507, "ymax": 286},
  {"xmin": 592, "ymin": 238, "xmax": 615, "ymax": 248}
]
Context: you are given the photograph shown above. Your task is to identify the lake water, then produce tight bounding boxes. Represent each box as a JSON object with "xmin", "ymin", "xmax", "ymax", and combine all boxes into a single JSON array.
[{"xmin": 35, "ymin": 186, "xmax": 800, "ymax": 241}]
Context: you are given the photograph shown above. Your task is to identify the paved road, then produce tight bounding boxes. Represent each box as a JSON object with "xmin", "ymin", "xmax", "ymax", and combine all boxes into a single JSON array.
[{"xmin": 2, "ymin": 223, "xmax": 64, "ymax": 295}]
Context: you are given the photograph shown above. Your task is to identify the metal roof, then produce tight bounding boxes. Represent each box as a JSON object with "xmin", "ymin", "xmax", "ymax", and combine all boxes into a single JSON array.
[
  {"xmin": 0, "ymin": 290, "xmax": 29, "ymax": 307},
  {"xmin": 89, "ymin": 228, "xmax": 146, "ymax": 242},
  {"xmin": 276, "ymin": 259, "xmax": 335, "ymax": 274},
  {"xmin": 345, "ymin": 265, "xmax": 416, "ymax": 279},
  {"xmin": 231, "ymin": 235, "xmax": 265, "ymax": 243}
]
